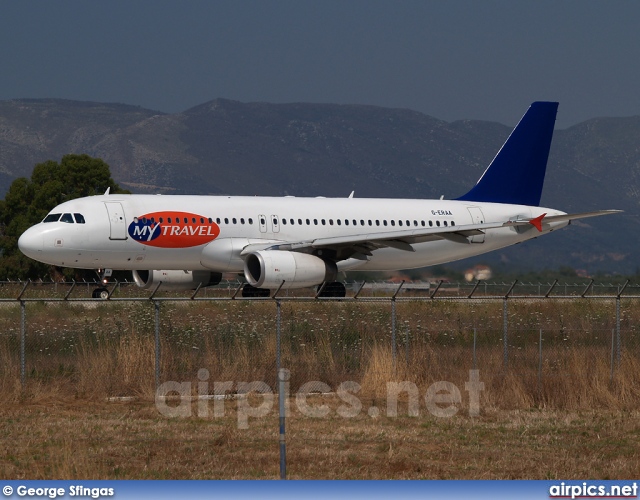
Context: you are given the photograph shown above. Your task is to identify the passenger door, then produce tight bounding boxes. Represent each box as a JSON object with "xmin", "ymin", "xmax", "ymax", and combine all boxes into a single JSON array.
[
  {"xmin": 104, "ymin": 202, "xmax": 127, "ymax": 240},
  {"xmin": 467, "ymin": 207, "xmax": 485, "ymax": 243}
]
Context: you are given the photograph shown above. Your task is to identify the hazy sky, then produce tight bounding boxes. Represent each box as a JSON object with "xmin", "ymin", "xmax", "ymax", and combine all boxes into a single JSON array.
[{"xmin": 1, "ymin": 0, "xmax": 639, "ymax": 128}]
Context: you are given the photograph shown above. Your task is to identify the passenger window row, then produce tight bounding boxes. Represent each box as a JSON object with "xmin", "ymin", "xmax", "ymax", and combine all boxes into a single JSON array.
[
  {"xmin": 214, "ymin": 217, "xmax": 254, "ymax": 225},
  {"xmin": 215, "ymin": 217, "xmax": 456, "ymax": 228},
  {"xmin": 277, "ymin": 218, "xmax": 456, "ymax": 228}
]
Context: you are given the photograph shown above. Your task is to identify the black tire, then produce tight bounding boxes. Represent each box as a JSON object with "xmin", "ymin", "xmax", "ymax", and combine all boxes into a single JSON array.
[{"xmin": 92, "ymin": 287, "xmax": 109, "ymax": 299}]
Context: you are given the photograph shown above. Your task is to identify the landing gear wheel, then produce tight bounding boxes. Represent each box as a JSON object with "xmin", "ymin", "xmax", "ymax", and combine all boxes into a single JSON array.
[
  {"xmin": 242, "ymin": 284, "xmax": 271, "ymax": 298},
  {"xmin": 92, "ymin": 287, "xmax": 109, "ymax": 299},
  {"xmin": 317, "ymin": 281, "xmax": 346, "ymax": 298}
]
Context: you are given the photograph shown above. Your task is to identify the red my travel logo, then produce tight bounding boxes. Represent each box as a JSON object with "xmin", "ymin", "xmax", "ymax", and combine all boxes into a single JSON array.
[{"xmin": 128, "ymin": 212, "xmax": 220, "ymax": 248}]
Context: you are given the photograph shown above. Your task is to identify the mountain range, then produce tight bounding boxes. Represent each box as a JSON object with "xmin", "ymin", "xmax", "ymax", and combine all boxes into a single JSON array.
[{"xmin": 0, "ymin": 98, "xmax": 638, "ymax": 274}]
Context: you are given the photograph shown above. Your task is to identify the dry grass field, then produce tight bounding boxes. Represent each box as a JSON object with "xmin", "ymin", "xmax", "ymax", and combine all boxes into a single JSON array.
[
  {"xmin": 1, "ymin": 398, "xmax": 639, "ymax": 479},
  {"xmin": 0, "ymin": 296, "xmax": 639, "ymax": 479}
]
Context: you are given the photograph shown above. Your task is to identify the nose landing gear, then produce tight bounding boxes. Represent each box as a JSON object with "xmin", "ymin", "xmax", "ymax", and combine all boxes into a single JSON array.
[{"xmin": 92, "ymin": 268, "xmax": 113, "ymax": 299}]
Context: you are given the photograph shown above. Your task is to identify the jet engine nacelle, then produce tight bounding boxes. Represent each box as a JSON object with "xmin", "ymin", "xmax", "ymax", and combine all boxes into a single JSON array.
[
  {"xmin": 132, "ymin": 270, "xmax": 222, "ymax": 291},
  {"xmin": 243, "ymin": 250, "xmax": 337, "ymax": 289}
]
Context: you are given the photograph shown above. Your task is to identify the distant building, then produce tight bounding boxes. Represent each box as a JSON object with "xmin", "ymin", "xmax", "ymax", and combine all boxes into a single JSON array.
[{"xmin": 464, "ymin": 265, "xmax": 493, "ymax": 282}]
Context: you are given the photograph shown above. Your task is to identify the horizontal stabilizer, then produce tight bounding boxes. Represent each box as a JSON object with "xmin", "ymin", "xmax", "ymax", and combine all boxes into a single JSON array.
[
  {"xmin": 503, "ymin": 210, "xmax": 622, "ymax": 231},
  {"xmin": 541, "ymin": 209, "xmax": 623, "ymax": 224}
]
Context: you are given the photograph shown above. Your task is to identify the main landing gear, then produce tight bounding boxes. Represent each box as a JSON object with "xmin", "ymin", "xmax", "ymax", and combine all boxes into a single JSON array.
[{"xmin": 92, "ymin": 268, "xmax": 112, "ymax": 299}]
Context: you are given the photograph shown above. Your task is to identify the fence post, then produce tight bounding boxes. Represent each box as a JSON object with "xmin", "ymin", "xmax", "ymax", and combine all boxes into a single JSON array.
[
  {"xmin": 614, "ymin": 280, "xmax": 629, "ymax": 369},
  {"xmin": 20, "ymin": 300, "xmax": 26, "ymax": 389},
  {"xmin": 615, "ymin": 296, "xmax": 621, "ymax": 367},
  {"xmin": 276, "ymin": 300, "xmax": 282, "ymax": 371},
  {"xmin": 502, "ymin": 298, "xmax": 508, "ymax": 368},
  {"xmin": 391, "ymin": 299, "xmax": 397, "ymax": 373},
  {"xmin": 390, "ymin": 281, "xmax": 404, "ymax": 375},
  {"xmin": 154, "ymin": 300, "xmax": 161, "ymax": 390},
  {"xmin": 502, "ymin": 280, "xmax": 517, "ymax": 369},
  {"xmin": 278, "ymin": 367, "xmax": 289, "ymax": 480},
  {"xmin": 16, "ymin": 281, "xmax": 30, "ymax": 390}
]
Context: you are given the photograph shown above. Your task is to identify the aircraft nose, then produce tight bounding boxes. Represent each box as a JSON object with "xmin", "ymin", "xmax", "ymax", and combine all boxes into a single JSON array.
[{"xmin": 18, "ymin": 226, "xmax": 44, "ymax": 260}]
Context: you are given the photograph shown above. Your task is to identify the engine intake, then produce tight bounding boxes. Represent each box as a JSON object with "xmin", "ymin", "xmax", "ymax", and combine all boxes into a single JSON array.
[
  {"xmin": 244, "ymin": 250, "xmax": 337, "ymax": 289},
  {"xmin": 132, "ymin": 270, "xmax": 222, "ymax": 291}
]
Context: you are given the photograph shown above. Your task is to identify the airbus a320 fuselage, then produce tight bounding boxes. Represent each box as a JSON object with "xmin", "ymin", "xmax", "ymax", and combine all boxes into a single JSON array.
[{"xmin": 18, "ymin": 102, "xmax": 620, "ymax": 297}]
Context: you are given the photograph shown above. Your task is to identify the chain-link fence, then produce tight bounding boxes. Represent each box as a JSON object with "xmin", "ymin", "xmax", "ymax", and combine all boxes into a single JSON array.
[{"xmin": 1, "ymin": 281, "xmax": 639, "ymax": 409}]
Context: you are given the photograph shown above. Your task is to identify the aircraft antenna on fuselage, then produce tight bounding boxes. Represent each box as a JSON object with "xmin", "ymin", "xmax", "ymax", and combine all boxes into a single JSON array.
[
  {"xmin": 348, "ymin": 191, "xmax": 355, "ymax": 198},
  {"xmin": 104, "ymin": 187, "xmax": 111, "ymax": 195}
]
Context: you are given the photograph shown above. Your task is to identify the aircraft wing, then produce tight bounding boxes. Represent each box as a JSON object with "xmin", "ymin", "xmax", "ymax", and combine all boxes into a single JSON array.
[{"xmin": 240, "ymin": 209, "xmax": 622, "ymax": 259}]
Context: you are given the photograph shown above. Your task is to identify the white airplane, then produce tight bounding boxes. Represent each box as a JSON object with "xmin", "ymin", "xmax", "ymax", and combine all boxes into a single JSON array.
[{"xmin": 18, "ymin": 102, "xmax": 620, "ymax": 298}]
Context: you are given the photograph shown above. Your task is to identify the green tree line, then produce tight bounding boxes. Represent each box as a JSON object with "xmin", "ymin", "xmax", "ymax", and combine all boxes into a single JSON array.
[{"xmin": 0, "ymin": 154, "xmax": 128, "ymax": 280}]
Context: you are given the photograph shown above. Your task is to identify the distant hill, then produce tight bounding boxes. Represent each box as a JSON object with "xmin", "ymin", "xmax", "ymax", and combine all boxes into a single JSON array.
[{"xmin": 0, "ymin": 98, "xmax": 638, "ymax": 274}]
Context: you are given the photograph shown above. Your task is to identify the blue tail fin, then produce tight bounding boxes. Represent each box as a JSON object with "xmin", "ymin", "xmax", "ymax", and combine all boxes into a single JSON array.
[{"xmin": 456, "ymin": 101, "xmax": 558, "ymax": 206}]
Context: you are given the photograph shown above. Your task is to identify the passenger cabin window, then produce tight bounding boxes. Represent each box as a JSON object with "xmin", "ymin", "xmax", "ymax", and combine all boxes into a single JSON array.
[
  {"xmin": 74, "ymin": 213, "xmax": 86, "ymax": 224},
  {"xmin": 43, "ymin": 213, "xmax": 62, "ymax": 223},
  {"xmin": 60, "ymin": 213, "xmax": 74, "ymax": 223}
]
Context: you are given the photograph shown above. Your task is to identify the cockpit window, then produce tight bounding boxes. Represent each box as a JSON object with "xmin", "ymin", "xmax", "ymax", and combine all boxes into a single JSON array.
[
  {"xmin": 74, "ymin": 213, "xmax": 86, "ymax": 224},
  {"xmin": 60, "ymin": 213, "xmax": 74, "ymax": 223},
  {"xmin": 43, "ymin": 213, "xmax": 62, "ymax": 223}
]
